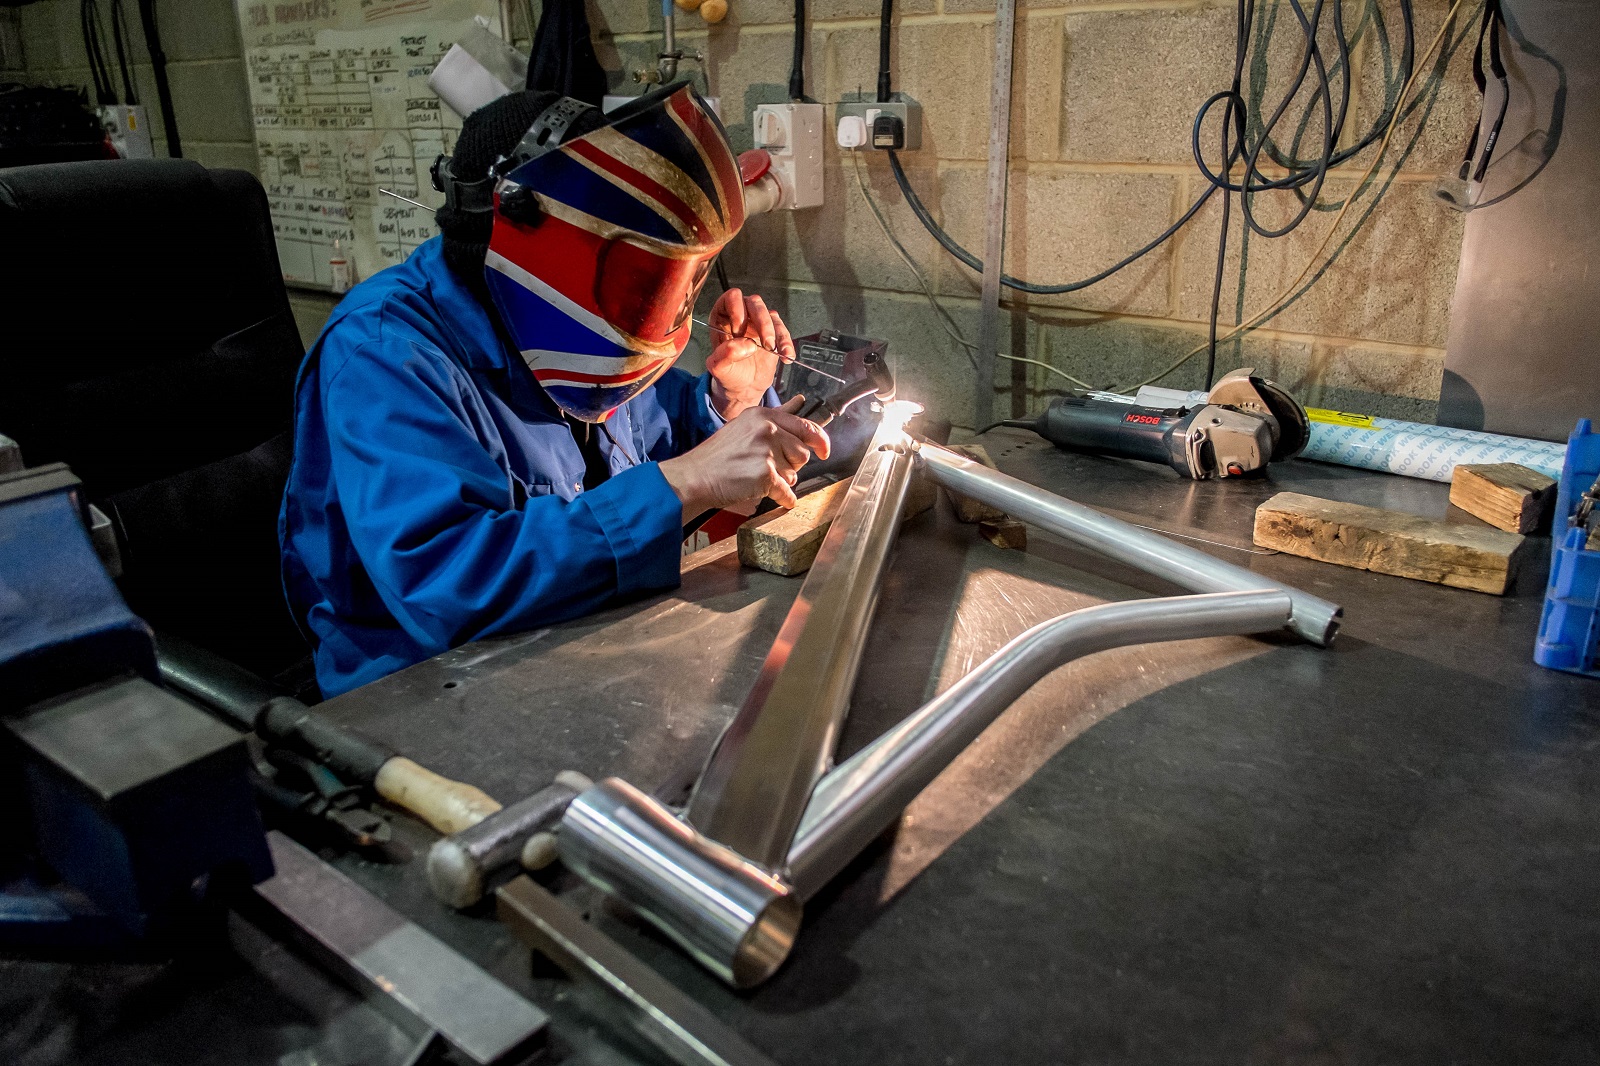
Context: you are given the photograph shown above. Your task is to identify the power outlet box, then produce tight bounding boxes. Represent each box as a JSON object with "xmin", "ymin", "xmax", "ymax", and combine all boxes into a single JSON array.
[
  {"xmin": 836, "ymin": 93, "xmax": 922, "ymax": 151},
  {"xmin": 752, "ymin": 102, "xmax": 824, "ymax": 210}
]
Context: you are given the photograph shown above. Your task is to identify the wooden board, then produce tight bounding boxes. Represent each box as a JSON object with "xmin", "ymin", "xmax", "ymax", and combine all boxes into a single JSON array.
[
  {"xmin": 941, "ymin": 444, "xmax": 1007, "ymax": 523},
  {"xmin": 737, "ymin": 470, "xmax": 936, "ymax": 577},
  {"xmin": 978, "ymin": 518, "xmax": 1028, "ymax": 551},
  {"xmin": 1449, "ymin": 463, "xmax": 1557, "ymax": 534},
  {"xmin": 1253, "ymin": 491, "xmax": 1528, "ymax": 595}
]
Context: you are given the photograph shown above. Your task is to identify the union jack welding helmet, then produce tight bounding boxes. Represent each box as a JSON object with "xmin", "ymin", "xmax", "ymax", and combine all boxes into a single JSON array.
[{"xmin": 482, "ymin": 84, "xmax": 745, "ymax": 422}]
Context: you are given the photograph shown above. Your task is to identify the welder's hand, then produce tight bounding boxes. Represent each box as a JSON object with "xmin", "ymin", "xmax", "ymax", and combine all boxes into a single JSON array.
[
  {"xmin": 660, "ymin": 396, "xmax": 830, "ymax": 518},
  {"xmin": 705, "ymin": 287, "xmax": 795, "ymax": 420}
]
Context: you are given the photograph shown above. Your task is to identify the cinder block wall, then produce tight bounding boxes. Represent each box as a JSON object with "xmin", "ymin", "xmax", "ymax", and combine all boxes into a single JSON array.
[
  {"xmin": 7, "ymin": 0, "xmax": 1477, "ymax": 428},
  {"xmin": 605, "ymin": 0, "xmax": 1480, "ymax": 427},
  {"xmin": 11, "ymin": 0, "xmax": 256, "ymax": 169}
]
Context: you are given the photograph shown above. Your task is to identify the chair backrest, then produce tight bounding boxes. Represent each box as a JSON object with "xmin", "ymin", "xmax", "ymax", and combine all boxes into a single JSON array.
[{"xmin": 0, "ymin": 159, "xmax": 311, "ymax": 683}]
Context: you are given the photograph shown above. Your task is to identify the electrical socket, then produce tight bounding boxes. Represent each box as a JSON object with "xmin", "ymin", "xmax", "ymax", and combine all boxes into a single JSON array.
[
  {"xmin": 752, "ymin": 102, "xmax": 824, "ymax": 209},
  {"xmin": 836, "ymin": 93, "xmax": 922, "ymax": 151}
]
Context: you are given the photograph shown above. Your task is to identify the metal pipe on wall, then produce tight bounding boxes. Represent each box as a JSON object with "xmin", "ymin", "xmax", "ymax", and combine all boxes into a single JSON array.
[
  {"xmin": 915, "ymin": 441, "xmax": 1342, "ymax": 645},
  {"xmin": 974, "ymin": 0, "xmax": 1019, "ymax": 427},
  {"xmin": 784, "ymin": 590, "xmax": 1295, "ymax": 900}
]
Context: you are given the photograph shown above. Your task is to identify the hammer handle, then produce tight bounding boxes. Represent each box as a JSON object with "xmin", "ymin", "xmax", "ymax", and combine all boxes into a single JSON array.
[{"xmin": 375, "ymin": 756, "xmax": 503, "ymax": 835}]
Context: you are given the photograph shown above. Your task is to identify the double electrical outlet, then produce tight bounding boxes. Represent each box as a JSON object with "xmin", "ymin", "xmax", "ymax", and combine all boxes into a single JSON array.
[
  {"xmin": 749, "ymin": 93, "xmax": 923, "ymax": 212},
  {"xmin": 835, "ymin": 94, "xmax": 922, "ymax": 151}
]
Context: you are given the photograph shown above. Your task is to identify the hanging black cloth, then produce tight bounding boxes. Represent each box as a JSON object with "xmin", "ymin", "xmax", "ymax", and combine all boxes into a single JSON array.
[{"xmin": 526, "ymin": 0, "xmax": 608, "ymax": 106}]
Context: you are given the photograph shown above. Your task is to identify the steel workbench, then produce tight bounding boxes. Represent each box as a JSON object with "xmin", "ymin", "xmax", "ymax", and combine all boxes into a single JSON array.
[{"xmin": 6, "ymin": 431, "xmax": 1598, "ymax": 1065}]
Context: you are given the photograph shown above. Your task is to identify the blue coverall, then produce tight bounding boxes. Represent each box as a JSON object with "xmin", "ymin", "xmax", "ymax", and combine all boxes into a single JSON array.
[{"xmin": 280, "ymin": 238, "xmax": 744, "ymax": 698}]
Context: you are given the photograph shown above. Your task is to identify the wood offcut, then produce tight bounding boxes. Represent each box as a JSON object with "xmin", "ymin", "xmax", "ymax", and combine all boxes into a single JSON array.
[
  {"xmin": 941, "ymin": 444, "xmax": 1008, "ymax": 523},
  {"xmin": 738, "ymin": 471, "xmax": 935, "ymax": 576},
  {"xmin": 1449, "ymin": 463, "xmax": 1557, "ymax": 534},
  {"xmin": 1253, "ymin": 491, "xmax": 1527, "ymax": 595}
]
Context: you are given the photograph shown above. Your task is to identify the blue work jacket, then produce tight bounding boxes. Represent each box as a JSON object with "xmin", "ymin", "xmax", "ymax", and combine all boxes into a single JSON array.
[{"xmin": 280, "ymin": 238, "xmax": 735, "ymax": 698}]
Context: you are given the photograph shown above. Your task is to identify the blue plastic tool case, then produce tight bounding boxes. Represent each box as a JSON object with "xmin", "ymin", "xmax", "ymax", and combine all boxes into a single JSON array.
[{"xmin": 1535, "ymin": 420, "xmax": 1600, "ymax": 678}]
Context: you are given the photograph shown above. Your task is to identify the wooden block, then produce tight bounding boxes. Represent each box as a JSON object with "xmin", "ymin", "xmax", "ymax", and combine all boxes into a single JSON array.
[
  {"xmin": 1253, "ymin": 491, "xmax": 1527, "ymax": 595},
  {"xmin": 978, "ymin": 518, "xmax": 1028, "ymax": 551},
  {"xmin": 1449, "ymin": 463, "xmax": 1557, "ymax": 534},
  {"xmin": 736, "ymin": 470, "xmax": 938, "ymax": 577},
  {"xmin": 942, "ymin": 444, "xmax": 1007, "ymax": 523}
]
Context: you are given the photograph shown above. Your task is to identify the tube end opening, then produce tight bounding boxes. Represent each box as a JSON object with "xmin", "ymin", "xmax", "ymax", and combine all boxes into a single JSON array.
[{"xmin": 729, "ymin": 892, "xmax": 802, "ymax": 988}]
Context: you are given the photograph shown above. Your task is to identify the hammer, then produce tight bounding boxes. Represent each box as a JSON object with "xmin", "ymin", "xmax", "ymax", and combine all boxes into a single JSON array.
[
  {"xmin": 157, "ymin": 634, "xmax": 501, "ymax": 837},
  {"xmin": 427, "ymin": 770, "xmax": 594, "ymax": 908}
]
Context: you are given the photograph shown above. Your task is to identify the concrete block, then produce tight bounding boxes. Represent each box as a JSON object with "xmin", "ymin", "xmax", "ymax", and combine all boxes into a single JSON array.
[
  {"xmin": 826, "ymin": 22, "xmax": 988, "ymax": 161},
  {"xmin": 1028, "ymin": 314, "xmax": 1314, "ymax": 397},
  {"xmin": 153, "ymin": 59, "xmax": 254, "ymax": 144},
  {"xmin": 19, "ymin": 0, "xmax": 77, "ymax": 73},
  {"xmin": 1, "ymin": 9, "xmax": 26, "ymax": 73},
  {"xmin": 934, "ymin": 165, "xmax": 1176, "ymax": 317},
  {"xmin": 700, "ymin": 26, "xmax": 826, "ymax": 150},
  {"xmin": 721, "ymin": 149, "xmax": 947, "ymax": 299},
  {"xmin": 709, "ymin": 0, "xmax": 805, "ymax": 31},
  {"xmin": 713, "ymin": 0, "xmax": 923, "ymax": 30},
  {"xmin": 1059, "ymin": 7, "xmax": 1236, "ymax": 165},
  {"xmin": 155, "ymin": 0, "xmax": 246, "ymax": 63},
  {"xmin": 588, "ymin": 0, "xmax": 663, "ymax": 38},
  {"xmin": 187, "ymin": 140, "xmax": 261, "ymax": 176},
  {"xmin": 1346, "ymin": 0, "xmax": 1482, "ymax": 175},
  {"xmin": 29, "ymin": 66, "xmax": 94, "ymax": 95},
  {"xmin": 1286, "ymin": 343, "xmax": 1445, "ymax": 421},
  {"xmin": 1174, "ymin": 176, "xmax": 1464, "ymax": 348},
  {"xmin": 596, "ymin": 37, "xmax": 661, "ymax": 95},
  {"xmin": 824, "ymin": 18, "xmax": 1064, "ymax": 163}
]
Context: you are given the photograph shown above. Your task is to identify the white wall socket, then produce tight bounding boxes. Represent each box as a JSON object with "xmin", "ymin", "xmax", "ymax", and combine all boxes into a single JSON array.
[{"xmin": 751, "ymin": 102, "xmax": 824, "ymax": 210}]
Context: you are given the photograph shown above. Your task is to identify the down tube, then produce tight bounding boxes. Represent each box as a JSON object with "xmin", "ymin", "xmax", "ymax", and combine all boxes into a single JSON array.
[{"xmin": 785, "ymin": 590, "xmax": 1295, "ymax": 901}]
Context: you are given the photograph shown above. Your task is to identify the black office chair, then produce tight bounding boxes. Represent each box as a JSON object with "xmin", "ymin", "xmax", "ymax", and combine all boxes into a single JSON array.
[{"xmin": 0, "ymin": 159, "xmax": 314, "ymax": 695}]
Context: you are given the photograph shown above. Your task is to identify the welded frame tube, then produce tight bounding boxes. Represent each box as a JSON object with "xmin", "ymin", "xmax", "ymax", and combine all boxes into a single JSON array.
[
  {"xmin": 917, "ymin": 441, "xmax": 1341, "ymax": 645},
  {"xmin": 685, "ymin": 415, "xmax": 920, "ymax": 868},
  {"xmin": 785, "ymin": 590, "xmax": 1294, "ymax": 900}
]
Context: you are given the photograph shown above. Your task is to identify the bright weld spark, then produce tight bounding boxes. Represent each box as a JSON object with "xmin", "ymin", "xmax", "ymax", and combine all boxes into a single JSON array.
[{"xmin": 879, "ymin": 399, "xmax": 924, "ymax": 437}]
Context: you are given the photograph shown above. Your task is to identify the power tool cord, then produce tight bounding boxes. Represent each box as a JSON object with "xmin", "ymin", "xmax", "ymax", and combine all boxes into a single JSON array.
[
  {"xmin": 884, "ymin": 0, "xmax": 1421, "ymax": 298},
  {"xmin": 789, "ymin": 0, "xmax": 807, "ymax": 100},
  {"xmin": 1121, "ymin": 0, "xmax": 1470, "ymax": 392}
]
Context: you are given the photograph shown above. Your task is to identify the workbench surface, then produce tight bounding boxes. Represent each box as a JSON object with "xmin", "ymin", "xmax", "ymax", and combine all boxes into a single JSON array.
[{"xmin": 7, "ymin": 433, "xmax": 1599, "ymax": 1065}]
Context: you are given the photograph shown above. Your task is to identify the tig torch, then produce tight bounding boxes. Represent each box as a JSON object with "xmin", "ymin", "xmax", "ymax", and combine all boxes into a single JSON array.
[{"xmin": 797, "ymin": 349, "xmax": 896, "ymax": 427}]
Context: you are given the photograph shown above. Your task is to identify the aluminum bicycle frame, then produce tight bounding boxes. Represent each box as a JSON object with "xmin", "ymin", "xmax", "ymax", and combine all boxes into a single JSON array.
[{"xmin": 556, "ymin": 417, "xmax": 1339, "ymax": 988}]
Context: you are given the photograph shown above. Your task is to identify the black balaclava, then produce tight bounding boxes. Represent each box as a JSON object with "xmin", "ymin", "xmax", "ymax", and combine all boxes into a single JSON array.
[{"xmin": 435, "ymin": 90, "xmax": 606, "ymax": 290}]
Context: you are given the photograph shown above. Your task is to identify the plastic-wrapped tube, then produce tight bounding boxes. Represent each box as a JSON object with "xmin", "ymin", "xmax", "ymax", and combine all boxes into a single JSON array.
[{"xmin": 1300, "ymin": 408, "xmax": 1567, "ymax": 482}]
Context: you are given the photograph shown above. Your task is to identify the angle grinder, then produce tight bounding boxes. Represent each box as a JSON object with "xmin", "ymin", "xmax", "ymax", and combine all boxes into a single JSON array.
[{"xmin": 1008, "ymin": 367, "xmax": 1311, "ymax": 479}]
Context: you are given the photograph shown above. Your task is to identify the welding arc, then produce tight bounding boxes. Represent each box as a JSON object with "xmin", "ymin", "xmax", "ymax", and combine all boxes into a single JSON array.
[{"xmin": 883, "ymin": 0, "xmax": 1422, "ymax": 296}]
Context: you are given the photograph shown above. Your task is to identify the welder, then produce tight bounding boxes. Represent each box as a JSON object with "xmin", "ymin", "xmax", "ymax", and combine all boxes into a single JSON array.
[{"xmin": 280, "ymin": 84, "xmax": 829, "ymax": 698}]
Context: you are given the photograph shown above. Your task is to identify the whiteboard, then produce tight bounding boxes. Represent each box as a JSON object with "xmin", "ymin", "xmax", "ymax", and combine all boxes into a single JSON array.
[{"xmin": 236, "ymin": 0, "xmax": 502, "ymax": 289}]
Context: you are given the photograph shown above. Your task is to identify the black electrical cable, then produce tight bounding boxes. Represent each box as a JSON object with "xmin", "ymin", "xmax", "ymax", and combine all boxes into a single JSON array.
[
  {"xmin": 887, "ymin": 0, "xmax": 1417, "ymax": 299},
  {"xmin": 81, "ymin": 0, "xmax": 117, "ymax": 106},
  {"xmin": 888, "ymin": 148, "xmax": 1218, "ymax": 296},
  {"xmin": 974, "ymin": 418, "xmax": 1036, "ymax": 435},
  {"xmin": 788, "ymin": 0, "xmax": 806, "ymax": 100},
  {"xmin": 1459, "ymin": 0, "xmax": 1506, "ymax": 183},
  {"xmin": 109, "ymin": 0, "xmax": 138, "ymax": 105},
  {"xmin": 876, "ymin": 0, "xmax": 892, "ymax": 103},
  {"xmin": 1205, "ymin": 0, "xmax": 1254, "ymax": 388},
  {"xmin": 136, "ymin": 0, "xmax": 181, "ymax": 157}
]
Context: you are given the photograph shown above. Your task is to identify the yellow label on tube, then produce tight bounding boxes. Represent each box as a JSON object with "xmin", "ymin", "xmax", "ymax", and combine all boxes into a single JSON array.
[{"xmin": 1305, "ymin": 407, "xmax": 1377, "ymax": 429}]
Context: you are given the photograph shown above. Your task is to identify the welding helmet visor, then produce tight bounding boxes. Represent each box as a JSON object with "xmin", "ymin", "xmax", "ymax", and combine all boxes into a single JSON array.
[{"xmin": 483, "ymin": 83, "xmax": 745, "ymax": 422}]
